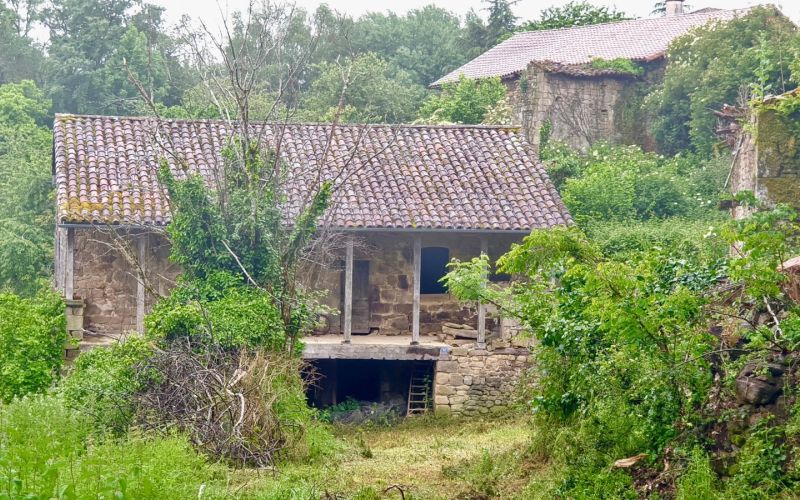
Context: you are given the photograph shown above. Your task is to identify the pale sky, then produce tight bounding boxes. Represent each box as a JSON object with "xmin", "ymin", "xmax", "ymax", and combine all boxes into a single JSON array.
[{"xmin": 152, "ymin": 0, "xmax": 799, "ymax": 29}]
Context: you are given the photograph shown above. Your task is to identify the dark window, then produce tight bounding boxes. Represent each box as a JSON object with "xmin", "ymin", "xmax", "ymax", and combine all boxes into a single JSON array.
[{"xmin": 420, "ymin": 247, "xmax": 449, "ymax": 294}]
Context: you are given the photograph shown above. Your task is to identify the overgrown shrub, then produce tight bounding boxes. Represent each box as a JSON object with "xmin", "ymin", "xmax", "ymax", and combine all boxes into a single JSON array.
[
  {"xmin": 548, "ymin": 142, "xmax": 727, "ymax": 226},
  {"xmin": 59, "ymin": 336, "xmax": 154, "ymax": 433},
  {"xmin": 0, "ymin": 288, "xmax": 65, "ymax": 402},
  {"xmin": 145, "ymin": 271, "xmax": 286, "ymax": 350}
]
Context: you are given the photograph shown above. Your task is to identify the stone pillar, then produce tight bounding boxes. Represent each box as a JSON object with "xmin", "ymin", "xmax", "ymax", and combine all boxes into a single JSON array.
[{"xmin": 477, "ymin": 237, "xmax": 488, "ymax": 348}]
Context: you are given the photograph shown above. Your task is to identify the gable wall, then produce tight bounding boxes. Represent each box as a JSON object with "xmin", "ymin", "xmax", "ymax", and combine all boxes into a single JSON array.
[{"xmin": 507, "ymin": 62, "xmax": 663, "ymax": 153}]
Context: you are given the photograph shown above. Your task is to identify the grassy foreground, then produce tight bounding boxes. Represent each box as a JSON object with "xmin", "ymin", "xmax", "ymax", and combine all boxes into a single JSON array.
[{"xmin": 234, "ymin": 415, "xmax": 540, "ymax": 499}]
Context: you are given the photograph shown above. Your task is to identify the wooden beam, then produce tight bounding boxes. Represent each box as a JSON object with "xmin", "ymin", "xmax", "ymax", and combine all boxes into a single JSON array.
[
  {"xmin": 477, "ymin": 237, "xmax": 488, "ymax": 347},
  {"xmin": 342, "ymin": 237, "xmax": 354, "ymax": 344},
  {"xmin": 65, "ymin": 228, "xmax": 75, "ymax": 300},
  {"xmin": 411, "ymin": 235, "xmax": 421, "ymax": 345},
  {"xmin": 136, "ymin": 233, "xmax": 147, "ymax": 333},
  {"xmin": 55, "ymin": 227, "xmax": 65, "ymax": 293}
]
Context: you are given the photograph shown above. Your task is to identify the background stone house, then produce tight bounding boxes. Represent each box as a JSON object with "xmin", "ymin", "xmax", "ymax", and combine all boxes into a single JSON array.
[
  {"xmin": 432, "ymin": 2, "xmax": 745, "ymax": 152},
  {"xmin": 52, "ymin": 115, "xmax": 571, "ymax": 416}
]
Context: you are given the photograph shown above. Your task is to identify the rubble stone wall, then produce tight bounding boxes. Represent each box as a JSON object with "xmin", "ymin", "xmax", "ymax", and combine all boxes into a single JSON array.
[
  {"xmin": 434, "ymin": 339, "xmax": 532, "ymax": 416},
  {"xmin": 72, "ymin": 229, "xmax": 179, "ymax": 335},
  {"xmin": 506, "ymin": 62, "xmax": 662, "ymax": 153}
]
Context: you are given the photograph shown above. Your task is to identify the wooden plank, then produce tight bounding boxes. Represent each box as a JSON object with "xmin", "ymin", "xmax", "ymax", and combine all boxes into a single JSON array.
[
  {"xmin": 411, "ymin": 235, "xmax": 421, "ymax": 345},
  {"xmin": 136, "ymin": 233, "xmax": 147, "ymax": 333},
  {"xmin": 342, "ymin": 237, "xmax": 354, "ymax": 344},
  {"xmin": 54, "ymin": 227, "xmax": 65, "ymax": 293},
  {"xmin": 478, "ymin": 237, "xmax": 488, "ymax": 346},
  {"xmin": 65, "ymin": 228, "xmax": 75, "ymax": 300}
]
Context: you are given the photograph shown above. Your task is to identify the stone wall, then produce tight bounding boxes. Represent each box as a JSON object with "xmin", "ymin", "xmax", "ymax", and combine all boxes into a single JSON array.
[
  {"xmin": 731, "ymin": 107, "xmax": 800, "ymax": 218},
  {"xmin": 434, "ymin": 340, "xmax": 532, "ymax": 416},
  {"xmin": 72, "ymin": 228, "xmax": 179, "ymax": 336},
  {"xmin": 71, "ymin": 228, "xmax": 520, "ymax": 338},
  {"xmin": 311, "ymin": 232, "xmax": 521, "ymax": 336},
  {"xmin": 506, "ymin": 62, "xmax": 662, "ymax": 153}
]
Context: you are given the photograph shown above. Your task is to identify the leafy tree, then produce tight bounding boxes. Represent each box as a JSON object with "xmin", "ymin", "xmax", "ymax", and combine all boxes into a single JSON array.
[
  {"xmin": 464, "ymin": 0, "xmax": 519, "ymax": 51},
  {"xmin": 649, "ymin": 6, "xmax": 798, "ymax": 155},
  {"xmin": 0, "ymin": 1, "xmax": 43, "ymax": 83},
  {"xmin": 41, "ymin": 0, "xmax": 188, "ymax": 114},
  {"xmin": 418, "ymin": 75, "xmax": 506, "ymax": 124},
  {"xmin": 348, "ymin": 6, "xmax": 477, "ymax": 87},
  {"xmin": 519, "ymin": 1, "xmax": 629, "ymax": 32},
  {"xmin": 299, "ymin": 53, "xmax": 427, "ymax": 123},
  {"xmin": 0, "ymin": 81, "xmax": 53, "ymax": 295}
]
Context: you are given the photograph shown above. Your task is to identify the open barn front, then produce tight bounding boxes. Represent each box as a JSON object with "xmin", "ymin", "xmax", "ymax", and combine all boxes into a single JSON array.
[{"xmin": 306, "ymin": 359, "xmax": 435, "ymax": 421}]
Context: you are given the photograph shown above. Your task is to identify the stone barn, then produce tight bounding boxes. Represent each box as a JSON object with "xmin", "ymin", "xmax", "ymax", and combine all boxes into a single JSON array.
[
  {"xmin": 52, "ymin": 115, "xmax": 571, "ymax": 416},
  {"xmin": 432, "ymin": 2, "xmax": 747, "ymax": 152}
]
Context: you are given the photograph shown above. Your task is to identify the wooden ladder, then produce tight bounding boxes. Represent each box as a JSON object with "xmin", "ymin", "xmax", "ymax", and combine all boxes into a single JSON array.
[{"xmin": 407, "ymin": 362, "xmax": 432, "ymax": 416}]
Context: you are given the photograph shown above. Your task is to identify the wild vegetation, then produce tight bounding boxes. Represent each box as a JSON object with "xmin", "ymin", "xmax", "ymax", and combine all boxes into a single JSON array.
[{"xmin": 1, "ymin": 0, "xmax": 800, "ymax": 498}]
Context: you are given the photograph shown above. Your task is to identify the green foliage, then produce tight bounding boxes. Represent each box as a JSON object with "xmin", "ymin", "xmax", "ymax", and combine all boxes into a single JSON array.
[
  {"xmin": 649, "ymin": 6, "xmax": 798, "ymax": 155},
  {"xmin": 0, "ymin": 395, "xmax": 229, "ymax": 499},
  {"xmin": 588, "ymin": 57, "xmax": 643, "ymax": 76},
  {"xmin": 41, "ymin": 0, "xmax": 189, "ymax": 114},
  {"xmin": 676, "ymin": 448, "xmax": 718, "ymax": 500},
  {"xmin": 419, "ymin": 75, "xmax": 507, "ymax": 124},
  {"xmin": 157, "ymin": 141, "xmax": 332, "ymax": 350},
  {"xmin": 0, "ymin": 81, "xmax": 53, "ymax": 295},
  {"xmin": 146, "ymin": 272, "xmax": 285, "ymax": 350},
  {"xmin": 299, "ymin": 52, "xmax": 427, "ymax": 123},
  {"xmin": 59, "ymin": 336, "xmax": 154, "ymax": 433},
  {"xmin": 0, "ymin": 288, "xmax": 65, "ymax": 403},
  {"xmin": 558, "ymin": 143, "xmax": 726, "ymax": 224},
  {"xmin": 519, "ymin": 1, "xmax": 628, "ymax": 32}
]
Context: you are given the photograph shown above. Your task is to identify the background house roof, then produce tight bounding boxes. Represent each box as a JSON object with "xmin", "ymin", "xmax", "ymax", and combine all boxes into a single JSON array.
[
  {"xmin": 432, "ymin": 8, "xmax": 746, "ymax": 86},
  {"xmin": 53, "ymin": 115, "xmax": 571, "ymax": 231}
]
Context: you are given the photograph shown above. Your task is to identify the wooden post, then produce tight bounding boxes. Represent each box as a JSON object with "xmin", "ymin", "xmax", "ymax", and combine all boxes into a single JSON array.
[
  {"xmin": 342, "ymin": 236, "xmax": 353, "ymax": 344},
  {"xmin": 411, "ymin": 235, "xmax": 421, "ymax": 345},
  {"xmin": 136, "ymin": 233, "xmax": 147, "ymax": 333},
  {"xmin": 477, "ymin": 237, "xmax": 488, "ymax": 347},
  {"xmin": 65, "ymin": 228, "xmax": 75, "ymax": 300}
]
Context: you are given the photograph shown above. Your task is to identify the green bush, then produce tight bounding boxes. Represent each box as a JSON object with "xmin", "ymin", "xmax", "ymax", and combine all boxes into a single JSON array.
[
  {"xmin": 145, "ymin": 271, "xmax": 286, "ymax": 350},
  {"xmin": 59, "ymin": 336, "xmax": 154, "ymax": 433},
  {"xmin": 418, "ymin": 75, "xmax": 506, "ymax": 124},
  {"xmin": 0, "ymin": 395, "xmax": 229, "ymax": 499},
  {"xmin": 0, "ymin": 288, "xmax": 65, "ymax": 402},
  {"xmin": 557, "ymin": 143, "xmax": 726, "ymax": 225},
  {"xmin": 676, "ymin": 447, "xmax": 718, "ymax": 500}
]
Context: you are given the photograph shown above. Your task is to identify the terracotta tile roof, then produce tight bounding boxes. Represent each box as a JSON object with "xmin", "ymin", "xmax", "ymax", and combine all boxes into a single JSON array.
[
  {"xmin": 432, "ymin": 8, "xmax": 748, "ymax": 86},
  {"xmin": 53, "ymin": 115, "xmax": 571, "ymax": 231}
]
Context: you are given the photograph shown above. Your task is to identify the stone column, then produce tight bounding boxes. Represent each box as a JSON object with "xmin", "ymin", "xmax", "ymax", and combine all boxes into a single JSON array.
[{"xmin": 477, "ymin": 237, "xmax": 488, "ymax": 347}]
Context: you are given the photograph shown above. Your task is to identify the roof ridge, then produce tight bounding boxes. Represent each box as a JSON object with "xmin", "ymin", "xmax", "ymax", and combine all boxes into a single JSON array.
[
  {"xmin": 510, "ymin": 7, "xmax": 740, "ymax": 38},
  {"xmin": 53, "ymin": 114, "xmax": 519, "ymax": 131}
]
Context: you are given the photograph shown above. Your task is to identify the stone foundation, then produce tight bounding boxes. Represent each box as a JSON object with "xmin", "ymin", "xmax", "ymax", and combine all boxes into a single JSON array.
[{"xmin": 434, "ymin": 342, "xmax": 531, "ymax": 416}]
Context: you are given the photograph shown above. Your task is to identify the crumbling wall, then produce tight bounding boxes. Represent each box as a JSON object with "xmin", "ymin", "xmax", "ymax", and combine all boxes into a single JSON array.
[
  {"xmin": 506, "ymin": 62, "xmax": 661, "ymax": 153},
  {"xmin": 730, "ymin": 103, "xmax": 800, "ymax": 216}
]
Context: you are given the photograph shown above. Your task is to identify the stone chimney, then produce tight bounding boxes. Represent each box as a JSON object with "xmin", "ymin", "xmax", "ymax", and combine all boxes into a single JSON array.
[{"xmin": 665, "ymin": 0, "xmax": 685, "ymax": 16}]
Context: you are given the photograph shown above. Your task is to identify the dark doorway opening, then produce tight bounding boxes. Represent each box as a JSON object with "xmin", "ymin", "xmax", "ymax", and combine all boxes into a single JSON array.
[
  {"xmin": 421, "ymin": 247, "xmax": 449, "ymax": 294},
  {"xmin": 306, "ymin": 359, "xmax": 435, "ymax": 412}
]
